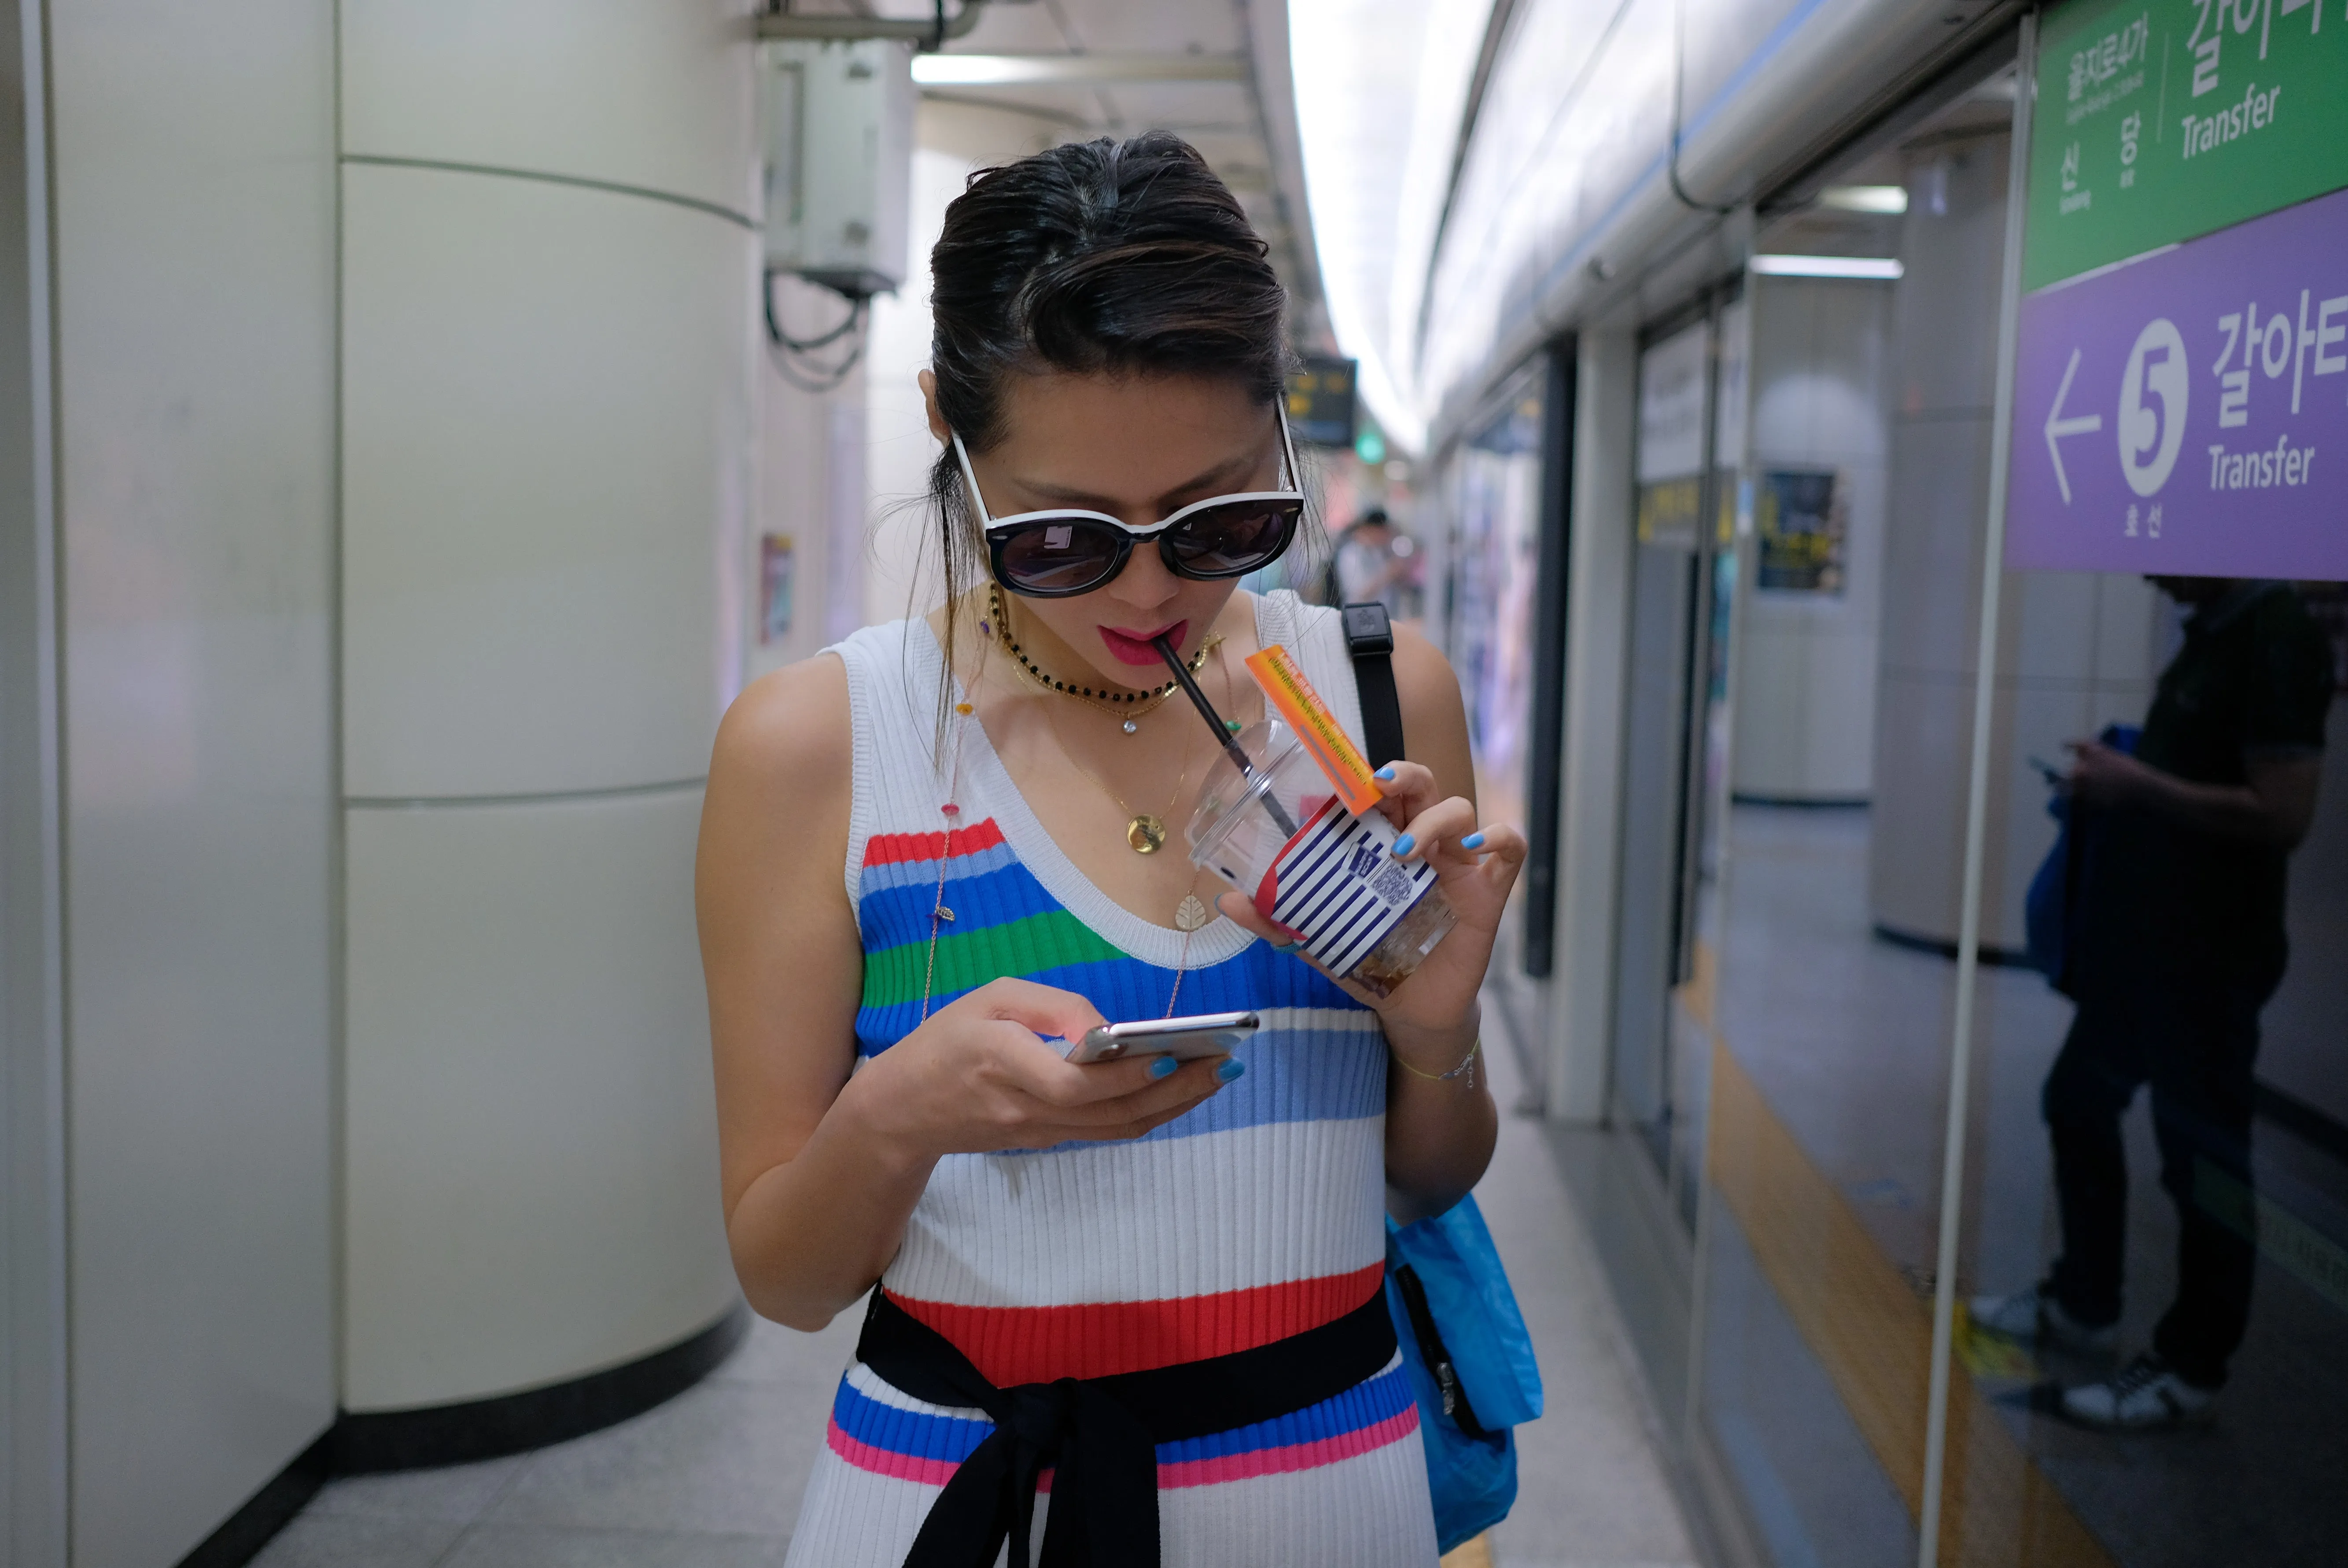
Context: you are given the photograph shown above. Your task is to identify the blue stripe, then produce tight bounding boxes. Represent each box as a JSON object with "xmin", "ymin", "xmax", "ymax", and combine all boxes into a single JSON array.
[
  {"xmin": 858, "ymin": 859, "xmax": 1064, "ymax": 947},
  {"xmin": 1157, "ymin": 1361, "xmax": 1416, "ymax": 1464},
  {"xmin": 1043, "ymin": 1018, "xmax": 1386, "ymax": 1149},
  {"xmin": 833, "ymin": 1360, "xmax": 1413, "ymax": 1468},
  {"xmin": 832, "ymin": 1375, "xmax": 993, "ymax": 1466}
]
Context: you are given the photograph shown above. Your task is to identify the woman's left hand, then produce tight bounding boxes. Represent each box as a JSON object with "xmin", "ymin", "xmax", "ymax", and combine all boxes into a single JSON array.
[{"xmin": 1214, "ymin": 759, "xmax": 1526, "ymax": 1057}]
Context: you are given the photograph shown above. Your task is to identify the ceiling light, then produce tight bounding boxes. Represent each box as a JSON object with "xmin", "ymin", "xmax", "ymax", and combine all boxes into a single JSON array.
[
  {"xmin": 910, "ymin": 54, "xmax": 1247, "ymax": 87},
  {"xmin": 1819, "ymin": 184, "xmax": 1908, "ymax": 214},
  {"xmin": 1750, "ymin": 254, "xmax": 1904, "ymax": 279}
]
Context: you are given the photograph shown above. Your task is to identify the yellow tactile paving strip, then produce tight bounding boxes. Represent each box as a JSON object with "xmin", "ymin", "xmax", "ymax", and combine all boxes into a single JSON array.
[{"xmin": 1707, "ymin": 1040, "xmax": 2116, "ymax": 1568}]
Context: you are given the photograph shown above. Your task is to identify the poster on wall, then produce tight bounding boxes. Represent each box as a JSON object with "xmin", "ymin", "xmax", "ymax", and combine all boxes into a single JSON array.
[
  {"xmin": 1755, "ymin": 468, "xmax": 1846, "ymax": 592},
  {"xmin": 759, "ymin": 533, "xmax": 795, "ymax": 645},
  {"xmin": 2005, "ymin": 0, "xmax": 2348, "ymax": 579}
]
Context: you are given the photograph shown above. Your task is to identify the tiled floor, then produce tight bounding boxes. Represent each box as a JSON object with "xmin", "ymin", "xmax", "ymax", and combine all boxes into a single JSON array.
[{"xmin": 259, "ymin": 1021, "xmax": 1700, "ymax": 1568}]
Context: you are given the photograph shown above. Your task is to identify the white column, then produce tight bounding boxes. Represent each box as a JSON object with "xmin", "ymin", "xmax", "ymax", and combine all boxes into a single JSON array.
[{"xmin": 338, "ymin": 0, "xmax": 755, "ymax": 1412}]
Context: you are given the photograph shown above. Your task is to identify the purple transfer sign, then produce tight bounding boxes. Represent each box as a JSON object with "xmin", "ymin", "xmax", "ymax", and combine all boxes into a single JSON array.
[{"xmin": 2006, "ymin": 184, "xmax": 2348, "ymax": 581}]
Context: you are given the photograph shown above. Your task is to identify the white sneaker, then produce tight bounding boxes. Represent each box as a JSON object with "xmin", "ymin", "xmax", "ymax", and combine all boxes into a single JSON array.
[
  {"xmin": 2060, "ymin": 1354, "xmax": 2217, "ymax": 1430},
  {"xmin": 1967, "ymin": 1281, "xmax": 2116, "ymax": 1353}
]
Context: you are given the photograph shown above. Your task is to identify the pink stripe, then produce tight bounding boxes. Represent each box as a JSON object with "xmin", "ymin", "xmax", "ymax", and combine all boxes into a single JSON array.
[
  {"xmin": 1157, "ymin": 1404, "xmax": 1420, "ymax": 1490},
  {"xmin": 826, "ymin": 1418, "xmax": 960, "ymax": 1488}
]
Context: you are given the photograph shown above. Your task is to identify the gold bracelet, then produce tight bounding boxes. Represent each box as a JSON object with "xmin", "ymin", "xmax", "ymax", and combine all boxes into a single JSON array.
[{"xmin": 1393, "ymin": 1035, "xmax": 1482, "ymax": 1082}]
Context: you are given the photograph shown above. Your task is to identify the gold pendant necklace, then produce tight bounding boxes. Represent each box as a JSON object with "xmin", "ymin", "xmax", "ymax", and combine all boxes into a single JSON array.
[{"xmin": 1048, "ymin": 717, "xmax": 1191, "ymax": 855}]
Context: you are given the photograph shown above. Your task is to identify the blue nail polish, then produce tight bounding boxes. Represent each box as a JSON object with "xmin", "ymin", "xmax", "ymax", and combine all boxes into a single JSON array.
[
  {"xmin": 1392, "ymin": 833, "xmax": 1415, "ymax": 858},
  {"xmin": 1149, "ymin": 1055, "xmax": 1180, "ymax": 1078},
  {"xmin": 1462, "ymin": 831, "xmax": 1485, "ymax": 850},
  {"xmin": 1374, "ymin": 765, "xmax": 1396, "ymax": 780},
  {"xmin": 1216, "ymin": 1058, "xmax": 1247, "ymax": 1083}
]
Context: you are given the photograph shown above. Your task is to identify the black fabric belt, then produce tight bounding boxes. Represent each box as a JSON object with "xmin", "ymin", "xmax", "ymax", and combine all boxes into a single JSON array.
[{"xmin": 856, "ymin": 1285, "xmax": 1398, "ymax": 1568}]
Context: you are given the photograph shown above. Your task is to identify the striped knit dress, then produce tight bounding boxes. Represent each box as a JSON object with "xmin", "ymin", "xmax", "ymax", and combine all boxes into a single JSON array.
[{"xmin": 782, "ymin": 590, "xmax": 1437, "ymax": 1568}]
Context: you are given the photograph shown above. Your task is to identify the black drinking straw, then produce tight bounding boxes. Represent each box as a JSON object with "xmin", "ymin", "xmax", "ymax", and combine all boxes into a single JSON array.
[{"xmin": 1154, "ymin": 633, "xmax": 1297, "ymax": 837}]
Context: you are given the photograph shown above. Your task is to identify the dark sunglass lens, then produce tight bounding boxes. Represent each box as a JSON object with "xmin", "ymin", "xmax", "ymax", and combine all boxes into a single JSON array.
[
  {"xmin": 1166, "ymin": 501, "xmax": 1300, "ymax": 576},
  {"xmin": 995, "ymin": 519, "xmax": 1124, "ymax": 594}
]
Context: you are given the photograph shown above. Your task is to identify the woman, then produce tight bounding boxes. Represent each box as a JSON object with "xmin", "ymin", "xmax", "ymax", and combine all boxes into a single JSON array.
[{"xmin": 697, "ymin": 133, "xmax": 1523, "ymax": 1568}]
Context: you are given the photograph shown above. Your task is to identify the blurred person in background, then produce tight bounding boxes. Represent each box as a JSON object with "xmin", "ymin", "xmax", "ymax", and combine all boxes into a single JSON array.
[
  {"xmin": 1326, "ymin": 505, "xmax": 1419, "ymax": 620},
  {"xmin": 1973, "ymin": 577, "xmax": 2330, "ymax": 1430}
]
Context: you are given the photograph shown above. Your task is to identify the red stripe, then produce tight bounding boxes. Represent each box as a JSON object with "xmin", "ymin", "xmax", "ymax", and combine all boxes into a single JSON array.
[
  {"xmin": 889, "ymin": 1265, "xmax": 1386, "ymax": 1385},
  {"xmin": 863, "ymin": 817, "xmax": 1006, "ymax": 868}
]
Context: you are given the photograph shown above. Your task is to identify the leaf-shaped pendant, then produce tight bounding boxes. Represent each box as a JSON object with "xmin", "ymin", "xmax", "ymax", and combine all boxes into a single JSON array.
[{"xmin": 1175, "ymin": 894, "xmax": 1210, "ymax": 932}]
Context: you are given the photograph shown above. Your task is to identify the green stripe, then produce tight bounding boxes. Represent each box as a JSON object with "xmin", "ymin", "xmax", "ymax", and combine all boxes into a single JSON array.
[{"xmin": 862, "ymin": 907, "xmax": 1129, "ymax": 1009}]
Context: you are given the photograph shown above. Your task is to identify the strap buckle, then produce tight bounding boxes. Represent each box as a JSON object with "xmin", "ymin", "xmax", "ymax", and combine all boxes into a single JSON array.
[{"xmin": 1340, "ymin": 601, "xmax": 1394, "ymax": 655}]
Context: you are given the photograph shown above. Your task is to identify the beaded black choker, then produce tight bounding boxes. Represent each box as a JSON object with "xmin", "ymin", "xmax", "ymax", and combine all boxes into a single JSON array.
[{"xmin": 985, "ymin": 583, "xmax": 1209, "ymax": 706}]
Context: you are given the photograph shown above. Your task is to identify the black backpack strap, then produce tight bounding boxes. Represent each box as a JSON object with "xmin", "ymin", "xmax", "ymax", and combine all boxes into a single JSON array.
[{"xmin": 1341, "ymin": 602, "xmax": 1405, "ymax": 770}]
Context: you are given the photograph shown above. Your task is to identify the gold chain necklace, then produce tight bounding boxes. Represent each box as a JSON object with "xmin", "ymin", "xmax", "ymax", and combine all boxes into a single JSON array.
[{"xmin": 985, "ymin": 584, "xmax": 1213, "ymax": 735}]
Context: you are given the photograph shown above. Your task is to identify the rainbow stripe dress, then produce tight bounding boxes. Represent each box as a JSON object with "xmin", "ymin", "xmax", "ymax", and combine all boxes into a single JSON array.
[{"xmin": 782, "ymin": 594, "xmax": 1436, "ymax": 1567}]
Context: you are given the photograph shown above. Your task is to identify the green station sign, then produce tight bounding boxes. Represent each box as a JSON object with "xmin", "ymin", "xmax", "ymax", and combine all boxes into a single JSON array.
[{"xmin": 2024, "ymin": 0, "xmax": 2348, "ymax": 291}]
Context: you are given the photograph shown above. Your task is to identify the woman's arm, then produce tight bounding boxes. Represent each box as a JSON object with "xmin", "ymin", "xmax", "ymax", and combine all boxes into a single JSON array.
[
  {"xmin": 1379, "ymin": 624, "xmax": 1502, "ymax": 1221},
  {"xmin": 700, "ymin": 657, "xmax": 1232, "ymax": 1330},
  {"xmin": 1207, "ymin": 622, "xmax": 1517, "ymax": 1222},
  {"xmin": 698, "ymin": 656, "xmax": 902, "ymax": 1328}
]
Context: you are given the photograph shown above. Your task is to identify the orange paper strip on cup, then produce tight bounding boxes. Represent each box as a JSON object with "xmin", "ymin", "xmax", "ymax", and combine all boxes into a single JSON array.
[{"xmin": 1243, "ymin": 644, "xmax": 1386, "ymax": 817}]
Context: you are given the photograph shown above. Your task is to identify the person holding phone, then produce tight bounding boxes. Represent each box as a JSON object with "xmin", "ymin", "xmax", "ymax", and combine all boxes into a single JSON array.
[{"xmin": 696, "ymin": 134, "xmax": 1523, "ymax": 1568}]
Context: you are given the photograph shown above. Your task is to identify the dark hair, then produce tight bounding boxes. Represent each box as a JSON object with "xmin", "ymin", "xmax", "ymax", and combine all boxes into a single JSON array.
[{"xmin": 919, "ymin": 133, "xmax": 1291, "ymax": 729}]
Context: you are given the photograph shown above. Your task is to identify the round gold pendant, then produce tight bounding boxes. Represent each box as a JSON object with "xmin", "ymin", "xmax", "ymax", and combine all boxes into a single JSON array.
[{"xmin": 1127, "ymin": 814, "xmax": 1167, "ymax": 854}]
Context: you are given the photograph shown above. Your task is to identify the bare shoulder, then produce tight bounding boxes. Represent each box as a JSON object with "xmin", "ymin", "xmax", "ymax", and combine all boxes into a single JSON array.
[
  {"xmin": 1390, "ymin": 622, "xmax": 1470, "ymax": 744},
  {"xmin": 1387, "ymin": 622, "xmax": 1477, "ymax": 806},
  {"xmin": 699, "ymin": 653, "xmax": 854, "ymax": 907},
  {"xmin": 710, "ymin": 653, "xmax": 851, "ymax": 801}
]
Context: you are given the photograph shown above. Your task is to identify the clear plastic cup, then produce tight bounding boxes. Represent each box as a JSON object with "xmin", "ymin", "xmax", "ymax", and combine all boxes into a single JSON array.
[{"xmin": 1186, "ymin": 721, "xmax": 1456, "ymax": 997}]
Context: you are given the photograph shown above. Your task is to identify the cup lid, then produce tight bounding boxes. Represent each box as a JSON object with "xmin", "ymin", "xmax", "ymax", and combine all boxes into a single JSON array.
[{"xmin": 1184, "ymin": 720, "xmax": 1300, "ymax": 864}]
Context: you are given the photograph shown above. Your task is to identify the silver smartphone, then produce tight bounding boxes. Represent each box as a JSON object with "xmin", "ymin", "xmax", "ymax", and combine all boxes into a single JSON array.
[{"xmin": 1066, "ymin": 1011, "xmax": 1260, "ymax": 1066}]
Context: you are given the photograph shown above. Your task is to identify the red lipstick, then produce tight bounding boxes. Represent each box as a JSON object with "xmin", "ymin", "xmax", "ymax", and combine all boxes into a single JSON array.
[{"xmin": 1098, "ymin": 620, "xmax": 1186, "ymax": 666}]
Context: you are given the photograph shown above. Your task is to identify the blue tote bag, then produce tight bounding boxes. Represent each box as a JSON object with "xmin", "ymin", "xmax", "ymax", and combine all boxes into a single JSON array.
[
  {"xmin": 1385, "ymin": 1195, "xmax": 1544, "ymax": 1553},
  {"xmin": 2022, "ymin": 723, "xmax": 2137, "ymax": 990}
]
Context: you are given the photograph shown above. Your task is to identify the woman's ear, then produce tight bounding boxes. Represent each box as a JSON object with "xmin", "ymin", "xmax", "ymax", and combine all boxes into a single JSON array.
[{"xmin": 919, "ymin": 369, "xmax": 950, "ymax": 441}]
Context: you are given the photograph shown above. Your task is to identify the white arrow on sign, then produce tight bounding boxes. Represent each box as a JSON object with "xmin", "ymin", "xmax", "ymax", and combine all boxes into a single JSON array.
[{"xmin": 2043, "ymin": 347, "xmax": 2102, "ymax": 505}]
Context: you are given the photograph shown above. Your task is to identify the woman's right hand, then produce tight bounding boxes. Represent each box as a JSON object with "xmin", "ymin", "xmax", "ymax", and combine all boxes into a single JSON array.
[{"xmin": 840, "ymin": 977, "xmax": 1235, "ymax": 1162}]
